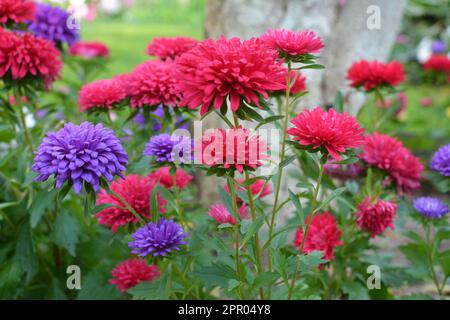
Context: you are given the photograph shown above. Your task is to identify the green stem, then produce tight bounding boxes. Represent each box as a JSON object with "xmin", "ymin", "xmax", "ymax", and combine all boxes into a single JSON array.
[
  {"xmin": 15, "ymin": 91, "xmax": 34, "ymax": 156},
  {"xmin": 244, "ymin": 170, "xmax": 265, "ymax": 300},
  {"xmin": 267, "ymin": 61, "xmax": 292, "ymax": 298},
  {"xmin": 287, "ymin": 161, "xmax": 324, "ymax": 299},
  {"xmin": 425, "ymin": 224, "xmax": 444, "ymax": 299}
]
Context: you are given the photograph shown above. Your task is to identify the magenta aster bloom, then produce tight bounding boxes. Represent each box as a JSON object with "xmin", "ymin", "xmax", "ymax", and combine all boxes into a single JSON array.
[
  {"xmin": 146, "ymin": 36, "xmax": 198, "ymax": 61},
  {"xmin": 287, "ymin": 107, "xmax": 364, "ymax": 160},
  {"xmin": 129, "ymin": 218, "xmax": 188, "ymax": 257},
  {"xmin": 78, "ymin": 78, "xmax": 128, "ymax": 112},
  {"xmin": 176, "ymin": 36, "xmax": 286, "ymax": 115},
  {"xmin": 32, "ymin": 122, "xmax": 128, "ymax": 193},
  {"xmin": 413, "ymin": 197, "xmax": 449, "ymax": 219},
  {"xmin": 261, "ymin": 29, "xmax": 324, "ymax": 59},
  {"xmin": 208, "ymin": 203, "xmax": 248, "ymax": 225},
  {"xmin": 430, "ymin": 144, "xmax": 450, "ymax": 176}
]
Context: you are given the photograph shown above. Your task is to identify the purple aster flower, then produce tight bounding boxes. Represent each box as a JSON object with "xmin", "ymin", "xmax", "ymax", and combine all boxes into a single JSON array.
[
  {"xmin": 430, "ymin": 144, "xmax": 450, "ymax": 176},
  {"xmin": 32, "ymin": 122, "xmax": 128, "ymax": 193},
  {"xmin": 27, "ymin": 3, "xmax": 79, "ymax": 46},
  {"xmin": 431, "ymin": 40, "xmax": 446, "ymax": 54},
  {"xmin": 413, "ymin": 197, "xmax": 449, "ymax": 219},
  {"xmin": 128, "ymin": 218, "xmax": 188, "ymax": 257},
  {"xmin": 143, "ymin": 133, "xmax": 193, "ymax": 163},
  {"xmin": 134, "ymin": 105, "xmax": 188, "ymax": 132}
]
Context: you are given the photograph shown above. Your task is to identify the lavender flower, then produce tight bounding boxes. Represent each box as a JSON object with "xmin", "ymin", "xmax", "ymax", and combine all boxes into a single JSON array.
[
  {"xmin": 430, "ymin": 144, "xmax": 450, "ymax": 176},
  {"xmin": 413, "ymin": 197, "xmax": 449, "ymax": 219},
  {"xmin": 143, "ymin": 133, "xmax": 192, "ymax": 163},
  {"xmin": 431, "ymin": 40, "xmax": 446, "ymax": 54},
  {"xmin": 128, "ymin": 218, "xmax": 188, "ymax": 257},
  {"xmin": 27, "ymin": 3, "xmax": 79, "ymax": 46},
  {"xmin": 32, "ymin": 122, "xmax": 128, "ymax": 193},
  {"xmin": 134, "ymin": 105, "xmax": 188, "ymax": 131}
]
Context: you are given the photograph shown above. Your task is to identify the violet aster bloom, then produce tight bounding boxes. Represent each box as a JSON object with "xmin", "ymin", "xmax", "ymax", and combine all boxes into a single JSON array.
[
  {"xmin": 134, "ymin": 106, "xmax": 188, "ymax": 132},
  {"xmin": 27, "ymin": 3, "xmax": 79, "ymax": 46},
  {"xmin": 431, "ymin": 40, "xmax": 446, "ymax": 54},
  {"xmin": 129, "ymin": 218, "xmax": 188, "ymax": 257},
  {"xmin": 32, "ymin": 122, "xmax": 128, "ymax": 193},
  {"xmin": 413, "ymin": 197, "xmax": 449, "ymax": 219},
  {"xmin": 143, "ymin": 133, "xmax": 192, "ymax": 163},
  {"xmin": 430, "ymin": 144, "xmax": 450, "ymax": 176}
]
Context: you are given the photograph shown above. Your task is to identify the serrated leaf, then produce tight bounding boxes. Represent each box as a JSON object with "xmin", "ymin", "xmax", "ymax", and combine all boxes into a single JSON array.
[
  {"xmin": 14, "ymin": 222, "xmax": 38, "ymax": 283},
  {"xmin": 51, "ymin": 210, "xmax": 81, "ymax": 256},
  {"xmin": 240, "ymin": 215, "xmax": 265, "ymax": 248},
  {"xmin": 29, "ymin": 188, "xmax": 58, "ymax": 228}
]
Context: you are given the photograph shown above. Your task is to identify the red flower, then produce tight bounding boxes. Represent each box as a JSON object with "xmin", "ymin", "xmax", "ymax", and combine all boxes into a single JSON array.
[
  {"xmin": 224, "ymin": 178, "xmax": 271, "ymax": 205},
  {"xmin": 110, "ymin": 258, "xmax": 160, "ymax": 293},
  {"xmin": 69, "ymin": 41, "xmax": 109, "ymax": 59},
  {"xmin": 355, "ymin": 197, "xmax": 397, "ymax": 237},
  {"xmin": 78, "ymin": 78, "xmax": 127, "ymax": 112},
  {"xmin": 261, "ymin": 29, "xmax": 324, "ymax": 57},
  {"xmin": 0, "ymin": 29, "xmax": 61, "ymax": 88},
  {"xmin": 0, "ymin": 0, "xmax": 36, "ymax": 25},
  {"xmin": 347, "ymin": 60, "xmax": 405, "ymax": 91},
  {"xmin": 96, "ymin": 174, "xmax": 166, "ymax": 232},
  {"xmin": 198, "ymin": 127, "xmax": 268, "ymax": 173},
  {"xmin": 360, "ymin": 133, "xmax": 423, "ymax": 194},
  {"xmin": 207, "ymin": 203, "xmax": 248, "ymax": 224},
  {"xmin": 128, "ymin": 60, "xmax": 181, "ymax": 108},
  {"xmin": 294, "ymin": 212, "xmax": 343, "ymax": 260},
  {"xmin": 175, "ymin": 36, "xmax": 285, "ymax": 115},
  {"xmin": 148, "ymin": 166, "xmax": 193, "ymax": 189},
  {"xmin": 287, "ymin": 106, "xmax": 364, "ymax": 160},
  {"xmin": 423, "ymin": 54, "xmax": 450, "ymax": 74},
  {"xmin": 146, "ymin": 36, "xmax": 199, "ymax": 61}
]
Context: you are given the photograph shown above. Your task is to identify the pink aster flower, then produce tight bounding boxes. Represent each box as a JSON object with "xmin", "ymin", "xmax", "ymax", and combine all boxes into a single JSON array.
[
  {"xmin": 261, "ymin": 29, "xmax": 324, "ymax": 58},
  {"xmin": 175, "ymin": 36, "xmax": 286, "ymax": 115},
  {"xmin": 360, "ymin": 133, "xmax": 423, "ymax": 194},
  {"xmin": 146, "ymin": 36, "xmax": 199, "ymax": 61},
  {"xmin": 0, "ymin": 29, "xmax": 61, "ymax": 89},
  {"xmin": 355, "ymin": 197, "xmax": 397, "ymax": 237},
  {"xmin": 294, "ymin": 212, "xmax": 343, "ymax": 260},
  {"xmin": 96, "ymin": 174, "xmax": 167, "ymax": 232},
  {"xmin": 287, "ymin": 106, "xmax": 365, "ymax": 160},
  {"xmin": 0, "ymin": 0, "xmax": 36, "ymax": 25},
  {"xmin": 198, "ymin": 127, "xmax": 268, "ymax": 173},
  {"xmin": 148, "ymin": 166, "xmax": 193, "ymax": 189},
  {"xmin": 208, "ymin": 203, "xmax": 248, "ymax": 225},
  {"xmin": 78, "ymin": 78, "xmax": 127, "ymax": 112},
  {"xmin": 69, "ymin": 41, "xmax": 109, "ymax": 59},
  {"xmin": 347, "ymin": 60, "xmax": 405, "ymax": 91},
  {"xmin": 128, "ymin": 60, "xmax": 181, "ymax": 108},
  {"xmin": 110, "ymin": 258, "xmax": 160, "ymax": 293}
]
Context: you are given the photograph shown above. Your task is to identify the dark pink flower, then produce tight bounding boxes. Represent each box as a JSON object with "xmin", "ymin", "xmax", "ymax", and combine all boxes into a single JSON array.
[
  {"xmin": 355, "ymin": 197, "xmax": 397, "ymax": 237},
  {"xmin": 0, "ymin": 0, "xmax": 36, "ymax": 25},
  {"xmin": 78, "ymin": 78, "xmax": 127, "ymax": 112},
  {"xmin": 261, "ymin": 29, "xmax": 324, "ymax": 57},
  {"xmin": 148, "ymin": 166, "xmax": 193, "ymax": 189},
  {"xmin": 128, "ymin": 60, "xmax": 181, "ymax": 108},
  {"xmin": 347, "ymin": 60, "xmax": 405, "ymax": 91},
  {"xmin": 176, "ymin": 36, "xmax": 285, "ymax": 115},
  {"xmin": 287, "ymin": 107, "xmax": 364, "ymax": 160},
  {"xmin": 208, "ymin": 203, "xmax": 248, "ymax": 224},
  {"xmin": 146, "ymin": 36, "xmax": 198, "ymax": 60},
  {"xmin": 69, "ymin": 41, "xmax": 109, "ymax": 59},
  {"xmin": 110, "ymin": 258, "xmax": 159, "ymax": 292}
]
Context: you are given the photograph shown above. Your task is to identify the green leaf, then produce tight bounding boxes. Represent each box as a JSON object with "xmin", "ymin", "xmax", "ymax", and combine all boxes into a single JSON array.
[
  {"xmin": 194, "ymin": 264, "xmax": 237, "ymax": 288},
  {"xmin": 127, "ymin": 275, "xmax": 169, "ymax": 300},
  {"xmin": 288, "ymin": 189, "xmax": 304, "ymax": 223},
  {"xmin": 279, "ymin": 155, "xmax": 296, "ymax": 169},
  {"xmin": 14, "ymin": 222, "xmax": 38, "ymax": 283},
  {"xmin": 314, "ymin": 187, "xmax": 346, "ymax": 213},
  {"xmin": 51, "ymin": 210, "xmax": 81, "ymax": 256},
  {"xmin": 0, "ymin": 201, "xmax": 19, "ymax": 210},
  {"xmin": 29, "ymin": 188, "xmax": 58, "ymax": 228},
  {"xmin": 240, "ymin": 215, "xmax": 265, "ymax": 248},
  {"xmin": 77, "ymin": 270, "xmax": 122, "ymax": 300},
  {"xmin": 297, "ymin": 251, "xmax": 326, "ymax": 274},
  {"xmin": 255, "ymin": 115, "xmax": 284, "ymax": 130},
  {"xmin": 251, "ymin": 272, "xmax": 279, "ymax": 289},
  {"xmin": 342, "ymin": 281, "xmax": 369, "ymax": 300},
  {"xmin": 438, "ymin": 250, "xmax": 450, "ymax": 277},
  {"xmin": 333, "ymin": 91, "xmax": 344, "ymax": 113}
]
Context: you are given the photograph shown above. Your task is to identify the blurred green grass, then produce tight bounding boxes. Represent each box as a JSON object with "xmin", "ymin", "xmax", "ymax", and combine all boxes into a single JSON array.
[{"xmin": 80, "ymin": 0, "xmax": 205, "ymax": 76}]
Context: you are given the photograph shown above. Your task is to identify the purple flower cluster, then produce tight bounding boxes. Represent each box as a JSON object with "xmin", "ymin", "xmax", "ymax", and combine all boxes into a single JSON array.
[
  {"xmin": 143, "ymin": 133, "xmax": 192, "ymax": 163},
  {"xmin": 32, "ymin": 122, "xmax": 128, "ymax": 193},
  {"xmin": 134, "ymin": 105, "xmax": 188, "ymax": 132},
  {"xmin": 27, "ymin": 3, "xmax": 79, "ymax": 46},
  {"xmin": 430, "ymin": 144, "xmax": 450, "ymax": 176},
  {"xmin": 129, "ymin": 218, "xmax": 188, "ymax": 257},
  {"xmin": 413, "ymin": 197, "xmax": 449, "ymax": 219}
]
